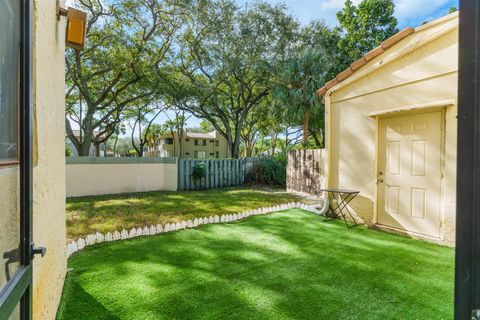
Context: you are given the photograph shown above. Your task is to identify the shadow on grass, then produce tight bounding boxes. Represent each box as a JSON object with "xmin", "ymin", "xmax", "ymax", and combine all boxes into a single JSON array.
[
  {"xmin": 57, "ymin": 209, "xmax": 454, "ymax": 320},
  {"xmin": 56, "ymin": 274, "xmax": 120, "ymax": 320},
  {"xmin": 66, "ymin": 187, "xmax": 301, "ymax": 240}
]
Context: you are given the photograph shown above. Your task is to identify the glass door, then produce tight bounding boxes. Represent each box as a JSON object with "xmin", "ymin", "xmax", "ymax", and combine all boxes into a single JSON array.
[{"xmin": 0, "ymin": 0, "xmax": 34, "ymax": 319}]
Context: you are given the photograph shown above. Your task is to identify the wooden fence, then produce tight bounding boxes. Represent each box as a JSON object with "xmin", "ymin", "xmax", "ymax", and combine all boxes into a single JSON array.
[
  {"xmin": 178, "ymin": 158, "xmax": 257, "ymax": 191},
  {"xmin": 287, "ymin": 149, "xmax": 327, "ymax": 196}
]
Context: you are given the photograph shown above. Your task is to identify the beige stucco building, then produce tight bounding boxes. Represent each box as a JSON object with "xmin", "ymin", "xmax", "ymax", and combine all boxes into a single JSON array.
[
  {"xmin": 159, "ymin": 130, "xmax": 230, "ymax": 159},
  {"xmin": 32, "ymin": 2, "xmax": 67, "ymax": 315},
  {"xmin": 0, "ymin": 0, "xmax": 66, "ymax": 319},
  {"xmin": 318, "ymin": 12, "xmax": 458, "ymax": 246}
]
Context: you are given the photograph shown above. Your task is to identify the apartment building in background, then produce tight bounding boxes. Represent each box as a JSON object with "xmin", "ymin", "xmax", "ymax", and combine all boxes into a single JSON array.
[{"xmin": 159, "ymin": 130, "xmax": 229, "ymax": 158}]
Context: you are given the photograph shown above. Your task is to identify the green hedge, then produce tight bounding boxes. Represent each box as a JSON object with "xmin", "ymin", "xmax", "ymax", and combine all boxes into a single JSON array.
[{"xmin": 250, "ymin": 156, "xmax": 286, "ymax": 187}]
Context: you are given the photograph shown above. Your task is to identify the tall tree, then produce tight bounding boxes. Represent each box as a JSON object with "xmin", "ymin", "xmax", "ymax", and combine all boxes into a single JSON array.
[
  {"xmin": 162, "ymin": 113, "xmax": 189, "ymax": 157},
  {"xmin": 336, "ymin": 0, "xmax": 398, "ymax": 63},
  {"xmin": 177, "ymin": 0, "xmax": 297, "ymax": 158},
  {"xmin": 144, "ymin": 124, "xmax": 164, "ymax": 157},
  {"xmin": 111, "ymin": 123, "xmax": 127, "ymax": 157},
  {"xmin": 272, "ymin": 21, "xmax": 331, "ymax": 147},
  {"xmin": 65, "ymin": 0, "xmax": 183, "ymax": 156},
  {"xmin": 166, "ymin": 111, "xmax": 190, "ymax": 157},
  {"xmin": 126, "ymin": 100, "xmax": 165, "ymax": 157},
  {"xmin": 272, "ymin": 1, "xmax": 399, "ymax": 148}
]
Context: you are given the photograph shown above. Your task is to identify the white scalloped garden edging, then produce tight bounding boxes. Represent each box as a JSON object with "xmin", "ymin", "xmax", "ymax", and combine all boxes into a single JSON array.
[{"xmin": 66, "ymin": 202, "xmax": 321, "ymax": 258}]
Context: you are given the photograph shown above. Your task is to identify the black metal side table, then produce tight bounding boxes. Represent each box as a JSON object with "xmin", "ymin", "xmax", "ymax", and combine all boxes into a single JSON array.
[{"xmin": 320, "ymin": 188, "xmax": 360, "ymax": 228}]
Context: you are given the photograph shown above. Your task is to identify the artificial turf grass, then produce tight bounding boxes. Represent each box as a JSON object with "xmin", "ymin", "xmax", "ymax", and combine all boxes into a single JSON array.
[
  {"xmin": 57, "ymin": 209, "xmax": 454, "ymax": 320},
  {"xmin": 66, "ymin": 187, "xmax": 301, "ymax": 241}
]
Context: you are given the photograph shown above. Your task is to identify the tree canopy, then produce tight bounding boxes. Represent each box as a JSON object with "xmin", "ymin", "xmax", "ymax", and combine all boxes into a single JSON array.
[
  {"xmin": 66, "ymin": 0, "xmax": 400, "ymax": 158},
  {"xmin": 65, "ymin": 0, "xmax": 184, "ymax": 155}
]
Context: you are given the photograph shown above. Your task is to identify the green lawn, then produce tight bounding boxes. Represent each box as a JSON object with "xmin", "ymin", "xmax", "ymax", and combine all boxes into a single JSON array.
[
  {"xmin": 57, "ymin": 209, "xmax": 454, "ymax": 320},
  {"xmin": 66, "ymin": 187, "xmax": 301, "ymax": 241}
]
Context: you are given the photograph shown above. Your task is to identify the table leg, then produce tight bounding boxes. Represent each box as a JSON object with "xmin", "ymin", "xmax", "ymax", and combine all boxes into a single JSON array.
[
  {"xmin": 323, "ymin": 192, "xmax": 359, "ymax": 228},
  {"xmin": 324, "ymin": 192, "xmax": 341, "ymax": 221},
  {"xmin": 336, "ymin": 194, "xmax": 359, "ymax": 228}
]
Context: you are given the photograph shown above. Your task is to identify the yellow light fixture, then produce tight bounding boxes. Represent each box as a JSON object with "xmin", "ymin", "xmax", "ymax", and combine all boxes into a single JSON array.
[
  {"xmin": 66, "ymin": 8, "xmax": 87, "ymax": 51},
  {"xmin": 57, "ymin": 3, "xmax": 87, "ymax": 51}
]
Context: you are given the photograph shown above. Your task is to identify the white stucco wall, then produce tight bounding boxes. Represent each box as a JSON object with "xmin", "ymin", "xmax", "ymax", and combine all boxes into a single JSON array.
[
  {"xmin": 66, "ymin": 159, "xmax": 178, "ymax": 197},
  {"xmin": 325, "ymin": 13, "xmax": 458, "ymax": 245}
]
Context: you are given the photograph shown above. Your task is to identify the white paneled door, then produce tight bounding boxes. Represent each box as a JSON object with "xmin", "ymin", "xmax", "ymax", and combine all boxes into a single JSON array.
[{"xmin": 377, "ymin": 111, "xmax": 442, "ymax": 238}]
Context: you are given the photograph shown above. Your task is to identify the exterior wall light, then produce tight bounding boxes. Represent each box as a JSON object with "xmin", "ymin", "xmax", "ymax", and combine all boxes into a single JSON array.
[{"xmin": 57, "ymin": 2, "xmax": 87, "ymax": 51}]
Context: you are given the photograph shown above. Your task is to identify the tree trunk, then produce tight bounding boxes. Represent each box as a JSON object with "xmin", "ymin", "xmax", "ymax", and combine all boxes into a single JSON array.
[
  {"xmin": 113, "ymin": 135, "xmax": 119, "ymax": 157},
  {"xmin": 178, "ymin": 131, "xmax": 183, "ymax": 158},
  {"xmin": 138, "ymin": 114, "xmax": 143, "ymax": 157},
  {"xmin": 285, "ymin": 127, "xmax": 290, "ymax": 149},
  {"xmin": 303, "ymin": 108, "xmax": 310, "ymax": 147},
  {"xmin": 79, "ymin": 142, "xmax": 91, "ymax": 156},
  {"xmin": 171, "ymin": 131, "xmax": 176, "ymax": 156},
  {"xmin": 245, "ymin": 143, "xmax": 253, "ymax": 157},
  {"xmin": 271, "ymin": 131, "xmax": 277, "ymax": 156}
]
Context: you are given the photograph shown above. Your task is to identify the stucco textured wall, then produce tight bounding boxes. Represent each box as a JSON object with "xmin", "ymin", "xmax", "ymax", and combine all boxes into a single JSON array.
[
  {"xmin": 32, "ymin": 0, "xmax": 67, "ymax": 319},
  {"xmin": 0, "ymin": 169, "xmax": 20, "ymax": 290},
  {"xmin": 325, "ymin": 13, "xmax": 458, "ymax": 245},
  {"xmin": 66, "ymin": 161, "xmax": 178, "ymax": 197}
]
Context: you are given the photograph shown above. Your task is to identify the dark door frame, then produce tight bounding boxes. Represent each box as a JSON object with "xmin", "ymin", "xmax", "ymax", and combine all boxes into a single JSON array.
[
  {"xmin": 455, "ymin": 1, "xmax": 480, "ymax": 319},
  {"xmin": 0, "ymin": 0, "xmax": 33, "ymax": 319}
]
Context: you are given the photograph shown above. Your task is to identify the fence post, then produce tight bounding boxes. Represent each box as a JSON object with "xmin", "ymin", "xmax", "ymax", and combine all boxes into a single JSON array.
[
  {"xmin": 234, "ymin": 159, "xmax": 237, "ymax": 185},
  {"xmin": 216, "ymin": 160, "xmax": 220, "ymax": 188},
  {"xmin": 227, "ymin": 160, "xmax": 232, "ymax": 186},
  {"xmin": 223, "ymin": 159, "xmax": 227, "ymax": 187},
  {"xmin": 240, "ymin": 158, "xmax": 245, "ymax": 184},
  {"xmin": 236, "ymin": 159, "xmax": 240, "ymax": 185},
  {"xmin": 225, "ymin": 160, "xmax": 229, "ymax": 186},
  {"xmin": 185, "ymin": 159, "xmax": 191, "ymax": 191},
  {"xmin": 206, "ymin": 160, "xmax": 210, "ymax": 189},
  {"xmin": 214, "ymin": 160, "xmax": 217, "ymax": 187},
  {"xmin": 178, "ymin": 159, "xmax": 184, "ymax": 191},
  {"xmin": 205, "ymin": 160, "xmax": 210, "ymax": 189}
]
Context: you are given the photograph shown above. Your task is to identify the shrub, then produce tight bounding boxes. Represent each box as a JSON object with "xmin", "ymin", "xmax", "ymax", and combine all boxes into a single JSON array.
[
  {"xmin": 251, "ymin": 156, "xmax": 286, "ymax": 187},
  {"xmin": 191, "ymin": 162, "xmax": 206, "ymax": 188},
  {"xmin": 65, "ymin": 145, "xmax": 73, "ymax": 157}
]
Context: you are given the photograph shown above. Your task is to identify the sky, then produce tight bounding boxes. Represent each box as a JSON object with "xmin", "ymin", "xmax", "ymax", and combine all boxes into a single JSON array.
[
  {"xmin": 116, "ymin": 0, "xmax": 460, "ymax": 136},
  {"xmin": 235, "ymin": 0, "xmax": 459, "ymax": 29}
]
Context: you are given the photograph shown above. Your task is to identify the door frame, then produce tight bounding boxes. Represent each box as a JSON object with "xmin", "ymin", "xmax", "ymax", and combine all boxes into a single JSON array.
[
  {"xmin": 373, "ymin": 102, "xmax": 454, "ymax": 241},
  {"xmin": 0, "ymin": 0, "xmax": 34, "ymax": 319},
  {"xmin": 455, "ymin": 1, "xmax": 480, "ymax": 317}
]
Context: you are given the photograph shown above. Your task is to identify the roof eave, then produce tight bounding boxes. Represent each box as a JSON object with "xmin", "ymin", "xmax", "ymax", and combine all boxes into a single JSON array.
[{"xmin": 316, "ymin": 27, "xmax": 415, "ymax": 97}]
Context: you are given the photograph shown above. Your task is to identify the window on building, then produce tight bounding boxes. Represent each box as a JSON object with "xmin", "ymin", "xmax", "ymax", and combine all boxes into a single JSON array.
[
  {"xmin": 216, "ymin": 151, "xmax": 219, "ymax": 158},
  {"xmin": 186, "ymin": 138, "xmax": 190, "ymax": 142},
  {"xmin": 215, "ymin": 140, "xmax": 219, "ymax": 147},
  {"xmin": 194, "ymin": 151, "xmax": 206, "ymax": 158},
  {"xmin": 194, "ymin": 139, "xmax": 206, "ymax": 146},
  {"xmin": 0, "ymin": 2, "xmax": 21, "ymax": 166},
  {"xmin": 210, "ymin": 139, "xmax": 214, "ymax": 143},
  {"xmin": 164, "ymin": 138, "xmax": 173, "ymax": 145},
  {"xmin": 209, "ymin": 152, "xmax": 214, "ymax": 156}
]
